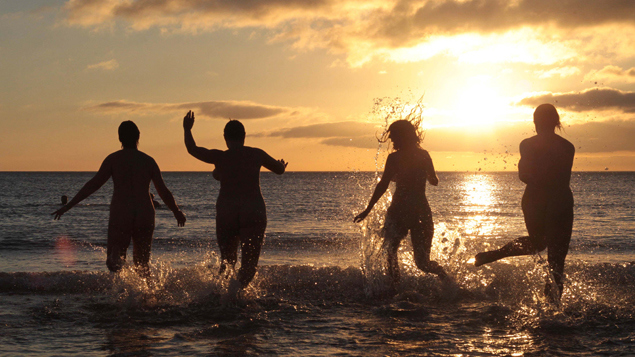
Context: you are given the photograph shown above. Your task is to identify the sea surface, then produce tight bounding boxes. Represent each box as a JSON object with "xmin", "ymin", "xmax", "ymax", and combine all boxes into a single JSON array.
[{"xmin": 0, "ymin": 171, "xmax": 634, "ymax": 356}]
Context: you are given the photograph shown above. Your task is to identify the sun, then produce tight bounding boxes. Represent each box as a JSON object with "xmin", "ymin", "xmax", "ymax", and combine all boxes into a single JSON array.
[{"xmin": 449, "ymin": 78, "xmax": 510, "ymax": 128}]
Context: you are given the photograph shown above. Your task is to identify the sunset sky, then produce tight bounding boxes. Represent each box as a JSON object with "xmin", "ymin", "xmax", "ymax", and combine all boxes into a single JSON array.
[{"xmin": 2, "ymin": 0, "xmax": 635, "ymax": 171}]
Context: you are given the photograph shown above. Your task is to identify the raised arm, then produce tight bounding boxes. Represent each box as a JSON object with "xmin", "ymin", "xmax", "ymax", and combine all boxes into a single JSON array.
[
  {"xmin": 183, "ymin": 110, "xmax": 221, "ymax": 164},
  {"xmin": 151, "ymin": 161, "xmax": 186, "ymax": 227},
  {"xmin": 354, "ymin": 155, "xmax": 397, "ymax": 223},
  {"xmin": 52, "ymin": 156, "xmax": 112, "ymax": 219},
  {"xmin": 260, "ymin": 149, "xmax": 287, "ymax": 175}
]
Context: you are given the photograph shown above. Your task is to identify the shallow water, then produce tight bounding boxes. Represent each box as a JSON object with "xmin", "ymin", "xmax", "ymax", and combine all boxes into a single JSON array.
[{"xmin": 1, "ymin": 171, "xmax": 634, "ymax": 355}]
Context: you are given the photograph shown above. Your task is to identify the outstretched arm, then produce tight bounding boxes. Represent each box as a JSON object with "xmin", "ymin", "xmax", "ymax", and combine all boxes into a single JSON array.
[
  {"xmin": 151, "ymin": 161, "xmax": 186, "ymax": 227},
  {"xmin": 52, "ymin": 156, "xmax": 112, "ymax": 219},
  {"xmin": 183, "ymin": 110, "xmax": 220, "ymax": 164},
  {"xmin": 354, "ymin": 156, "xmax": 396, "ymax": 223},
  {"xmin": 261, "ymin": 150, "xmax": 287, "ymax": 175}
]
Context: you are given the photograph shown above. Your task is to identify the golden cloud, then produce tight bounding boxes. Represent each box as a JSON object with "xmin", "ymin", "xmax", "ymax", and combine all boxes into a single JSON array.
[
  {"xmin": 83, "ymin": 99, "xmax": 297, "ymax": 119},
  {"xmin": 63, "ymin": 0, "xmax": 635, "ymax": 66},
  {"xmin": 518, "ymin": 88, "xmax": 635, "ymax": 113}
]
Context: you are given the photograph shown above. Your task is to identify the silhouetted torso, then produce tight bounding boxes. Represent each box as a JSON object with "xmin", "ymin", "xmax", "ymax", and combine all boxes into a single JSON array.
[
  {"xmin": 519, "ymin": 133, "xmax": 574, "ymax": 192},
  {"xmin": 212, "ymin": 146, "xmax": 268, "ymax": 202},
  {"xmin": 387, "ymin": 147, "xmax": 434, "ymax": 217},
  {"xmin": 106, "ymin": 149, "xmax": 156, "ymax": 227},
  {"xmin": 519, "ymin": 133, "xmax": 575, "ymax": 217}
]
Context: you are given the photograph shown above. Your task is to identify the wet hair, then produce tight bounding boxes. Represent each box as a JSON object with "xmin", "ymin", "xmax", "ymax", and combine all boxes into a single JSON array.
[
  {"xmin": 224, "ymin": 120, "xmax": 246, "ymax": 141},
  {"xmin": 381, "ymin": 120, "xmax": 421, "ymax": 151},
  {"xmin": 118, "ymin": 121, "xmax": 140, "ymax": 149},
  {"xmin": 534, "ymin": 103, "xmax": 562, "ymax": 132}
]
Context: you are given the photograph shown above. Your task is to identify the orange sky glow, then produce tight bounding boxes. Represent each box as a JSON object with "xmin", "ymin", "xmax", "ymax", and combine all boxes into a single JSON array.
[{"xmin": 2, "ymin": 1, "xmax": 635, "ymax": 171}]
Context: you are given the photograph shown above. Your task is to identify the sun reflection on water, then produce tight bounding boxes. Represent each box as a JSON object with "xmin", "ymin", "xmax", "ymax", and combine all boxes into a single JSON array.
[{"xmin": 459, "ymin": 174, "xmax": 499, "ymax": 239}]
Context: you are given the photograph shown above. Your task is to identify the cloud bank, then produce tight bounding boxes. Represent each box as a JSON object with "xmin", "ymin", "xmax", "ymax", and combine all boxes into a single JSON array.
[
  {"xmin": 585, "ymin": 65, "xmax": 635, "ymax": 84},
  {"xmin": 518, "ymin": 88, "xmax": 635, "ymax": 113},
  {"xmin": 257, "ymin": 121, "xmax": 382, "ymax": 148},
  {"xmin": 84, "ymin": 99, "xmax": 296, "ymax": 119},
  {"xmin": 63, "ymin": 0, "xmax": 635, "ymax": 66},
  {"xmin": 264, "ymin": 119, "xmax": 635, "ymax": 154}
]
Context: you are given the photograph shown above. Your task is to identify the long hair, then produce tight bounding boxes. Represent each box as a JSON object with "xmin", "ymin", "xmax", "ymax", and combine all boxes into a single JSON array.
[
  {"xmin": 377, "ymin": 98, "xmax": 425, "ymax": 151},
  {"xmin": 380, "ymin": 120, "xmax": 422, "ymax": 151}
]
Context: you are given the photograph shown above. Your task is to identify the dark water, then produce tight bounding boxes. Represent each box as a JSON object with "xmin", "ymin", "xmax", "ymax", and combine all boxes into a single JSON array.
[{"xmin": 0, "ymin": 172, "xmax": 634, "ymax": 356}]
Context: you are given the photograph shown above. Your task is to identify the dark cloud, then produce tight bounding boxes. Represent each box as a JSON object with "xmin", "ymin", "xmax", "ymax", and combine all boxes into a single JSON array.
[
  {"xmin": 84, "ymin": 100, "xmax": 293, "ymax": 119},
  {"xmin": 403, "ymin": 0, "xmax": 634, "ymax": 36},
  {"xmin": 264, "ymin": 121, "xmax": 380, "ymax": 138},
  {"xmin": 255, "ymin": 121, "xmax": 383, "ymax": 148},
  {"xmin": 517, "ymin": 88, "xmax": 635, "ymax": 113},
  {"xmin": 65, "ymin": 0, "xmax": 635, "ymax": 32},
  {"xmin": 184, "ymin": 101, "xmax": 289, "ymax": 119},
  {"xmin": 63, "ymin": 0, "xmax": 635, "ymax": 65},
  {"xmin": 64, "ymin": 0, "xmax": 334, "ymax": 28},
  {"xmin": 246, "ymin": 115, "xmax": 635, "ymax": 153}
]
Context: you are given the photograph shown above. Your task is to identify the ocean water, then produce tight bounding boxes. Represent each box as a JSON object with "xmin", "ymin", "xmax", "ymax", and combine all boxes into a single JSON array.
[{"xmin": 0, "ymin": 171, "xmax": 634, "ymax": 356}]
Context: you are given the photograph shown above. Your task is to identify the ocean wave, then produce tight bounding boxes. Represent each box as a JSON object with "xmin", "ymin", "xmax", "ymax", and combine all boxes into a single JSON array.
[{"xmin": 2, "ymin": 261, "xmax": 634, "ymax": 303}]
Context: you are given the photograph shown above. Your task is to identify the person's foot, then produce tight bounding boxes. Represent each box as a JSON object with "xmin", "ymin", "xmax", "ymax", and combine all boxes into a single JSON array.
[
  {"xmin": 474, "ymin": 251, "xmax": 500, "ymax": 267},
  {"xmin": 221, "ymin": 278, "xmax": 242, "ymax": 305},
  {"xmin": 106, "ymin": 252, "xmax": 125, "ymax": 272},
  {"xmin": 425, "ymin": 261, "xmax": 447, "ymax": 279},
  {"xmin": 543, "ymin": 282, "xmax": 562, "ymax": 307}
]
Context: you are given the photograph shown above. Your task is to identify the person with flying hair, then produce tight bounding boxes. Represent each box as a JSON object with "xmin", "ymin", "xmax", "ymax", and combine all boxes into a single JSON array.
[{"xmin": 355, "ymin": 119, "xmax": 447, "ymax": 295}]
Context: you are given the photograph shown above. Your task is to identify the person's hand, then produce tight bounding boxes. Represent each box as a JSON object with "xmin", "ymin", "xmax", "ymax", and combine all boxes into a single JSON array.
[
  {"xmin": 173, "ymin": 210, "xmax": 186, "ymax": 227},
  {"xmin": 354, "ymin": 208, "xmax": 370, "ymax": 223},
  {"xmin": 52, "ymin": 205, "xmax": 70, "ymax": 220},
  {"xmin": 183, "ymin": 110, "xmax": 195, "ymax": 130},
  {"xmin": 279, "ymin": 159, "xmax": 288, "ymax": 169}
]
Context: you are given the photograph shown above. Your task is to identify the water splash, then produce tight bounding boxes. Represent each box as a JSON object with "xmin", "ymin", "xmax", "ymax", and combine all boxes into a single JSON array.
[{"xmin": 358, "ymin": 95, "xmax": 430, "ymax": 298}]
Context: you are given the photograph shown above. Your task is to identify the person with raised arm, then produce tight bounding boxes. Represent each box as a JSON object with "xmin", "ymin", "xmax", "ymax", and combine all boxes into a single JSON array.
[
  {"xmin": 52, "ymin": 121, "xmax": 186, "ymax": 277},
  {"xmin": 474, "ymin": 104, "xmax": 575, "ymax": 303},
  {"xmin": 183, "ymin": 111, "xmax": 287, "ymax": 293},
  {"xmin": 355, "ymin": 120, "xmax": 446, "ymax": 295}
]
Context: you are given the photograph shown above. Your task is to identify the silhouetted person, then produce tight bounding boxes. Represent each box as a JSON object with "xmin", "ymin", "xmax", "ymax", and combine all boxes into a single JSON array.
[
  {"xmin": 355, "ymin": 120, "xmax": 446, "ymax": 294},
  {"xmin": 61, "ymin": 195, "xmax": 68, "ymax": 205},
  {"xmin": 183, "ymin": 111, "xmax": 287, "ymax": 292},
  {"xmin": 474, "ymin": 104, "xmax": 574, "ymax": 302},
  {"xmin": 52, "ymin": 121, "xmax": 186, "ymax": 277},
  {"xmin": 150, "ymin": 193, "xmax": 161, "ymax": 209}
]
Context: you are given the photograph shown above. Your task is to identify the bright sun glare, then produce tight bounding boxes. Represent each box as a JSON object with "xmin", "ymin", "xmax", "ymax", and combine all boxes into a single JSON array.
[{"xmin": 450, "ymin": 79, "xmax": 509, "ymax": 128}]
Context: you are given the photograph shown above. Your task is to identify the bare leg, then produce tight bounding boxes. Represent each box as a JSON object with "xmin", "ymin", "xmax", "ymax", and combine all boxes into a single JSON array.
[
  {"xmin": 218, "ymin": 233, "xmax": 240, "ymax": 276},
  {"xmin": 131, "ymin": 226, "xmax": 154, "ymax": 280},
  {"xmin": 236, "ymin": 226, "xmax": 264, "ymax": 288},
  {"xmin": 474, "ymin": 236, "xmax": 547, "ymax": 267},
  {"xmin": 411, "ymin": 216, "xmax": 447, "ymax": 278},
  {"xmin": 543, "ymin": 199, "xmax": 573, "ymax": 302},
  {"xmin": 106, "ymin": 225, "xmax": 132, "ymax": 272},
  {"xmin": 382, "ymin": 228, "xmax": 405, "ymax": 295}
]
